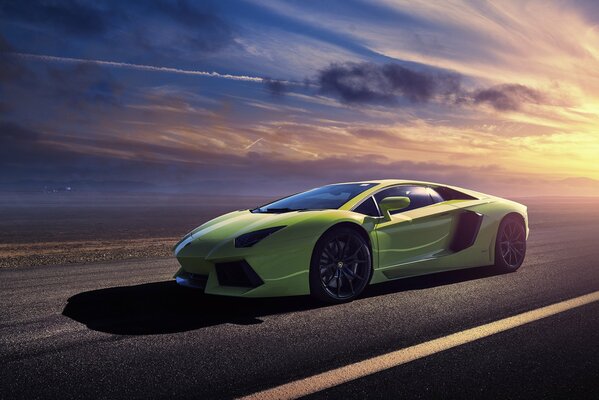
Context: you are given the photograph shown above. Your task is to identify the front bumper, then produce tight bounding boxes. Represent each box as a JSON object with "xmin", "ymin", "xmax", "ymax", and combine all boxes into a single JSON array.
[{"xmin": 173, "ymin": 234, "xmax": 317, "ymax": 298}]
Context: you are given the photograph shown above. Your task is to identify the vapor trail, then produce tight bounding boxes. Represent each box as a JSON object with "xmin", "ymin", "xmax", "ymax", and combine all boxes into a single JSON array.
[
  {"xmin": 244, "ymin": 137, "xmax": 264, "ymax": 150},
  {"xmin": 11, "ymin": 52, "xmax": 266, "ymax": 83}
]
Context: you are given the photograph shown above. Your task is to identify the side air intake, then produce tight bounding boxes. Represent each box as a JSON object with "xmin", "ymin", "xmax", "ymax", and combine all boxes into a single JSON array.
[{"xmin": 450, "ymin": 211, "xmax": 483, "ymax": 252}]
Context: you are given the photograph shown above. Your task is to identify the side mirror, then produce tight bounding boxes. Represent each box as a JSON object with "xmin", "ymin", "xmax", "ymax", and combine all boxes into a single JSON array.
[{"xmin": 379, "ymin": 196, "xmax": 410, "ymax": 220}]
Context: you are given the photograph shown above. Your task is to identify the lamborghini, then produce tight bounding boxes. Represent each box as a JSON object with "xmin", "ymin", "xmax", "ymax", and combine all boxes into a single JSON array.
[{"xmin": 173, "ymin": 180, "xmax": 528, "ymax": 303}]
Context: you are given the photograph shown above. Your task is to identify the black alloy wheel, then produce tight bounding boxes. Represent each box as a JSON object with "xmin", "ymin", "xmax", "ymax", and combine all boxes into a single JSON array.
[
  {"xmin": 494, "ymin": 215, "xmax": 526, "ymax": 271},
  {"xmin": 309, "ymin": 227, "xmax": 372, "ymax": 303}
]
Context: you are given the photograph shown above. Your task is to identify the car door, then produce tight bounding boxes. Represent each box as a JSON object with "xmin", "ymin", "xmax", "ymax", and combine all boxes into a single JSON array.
[{"xmin": 374, "ymin": 185, "xmax": 457, "ymax": 278}]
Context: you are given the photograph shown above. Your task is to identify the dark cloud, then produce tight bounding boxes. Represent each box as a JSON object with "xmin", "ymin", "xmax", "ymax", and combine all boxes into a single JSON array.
[
  {"xmin": 0, "ymin": 53, "xmax": 31, "ymax": 83},
  {"xmin": 0, "ymin": 1, "xmax": 233, "ymax": 54},
  {"xmin": 0, "ymin": 121, "xmax": 161, "ymax": 187},
  {"xmin": 45, "ymin": 63, "xmax": 124, "ymax": 106},
  {"xmin": 152, "ymin": 0, "xmax": 234, "ymax": 53},
  {"xmin": 318, "ymin": 62, "xmax": 462, "ymax": 104},
  {"xmin": 0, "ymin": 121, "xmax": 39, "ymax": 149},
  {"xmin": 263, "ymin": 78, "xmax": 287, "ymax": 96},
  {"xmin": 473, "ymin": 84, "xmax": 544, "ymax": 111},
  {"xmin": 0, "ymin": 0, "xmax": 117, "ymax": 36},
  {"xmin": 0, "ymin": 34, "xmax": 14, "ymax": 52},
  {"xmin": 0, "ymin": 34, "xmax": 35, "ymax": 84},
  {"xmin": 317, "ymin": 62, "xmax": 545, "ymax": 111},
  {"xmin": 0, "ymin": 121, "xmax": 50, "ymax": 165}
]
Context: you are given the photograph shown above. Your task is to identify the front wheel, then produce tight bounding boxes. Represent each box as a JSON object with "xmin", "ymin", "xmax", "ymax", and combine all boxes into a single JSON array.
[
  {"xmin": 494, "ymin": 215, "xmax": 526, "ymax": 272},
  {"xmin": 309, "ymin": 227, "xmax": 372, "ymax": 303}
]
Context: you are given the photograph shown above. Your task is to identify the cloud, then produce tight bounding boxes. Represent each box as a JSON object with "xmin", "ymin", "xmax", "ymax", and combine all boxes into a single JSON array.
[
  {"xmin": 318, "ymin": 62, "xmax": 462, "ymax": 104},
  {"xmin": 0, "ymin": 121, "xmax": 39, "ymax": 155},
  {"xmin": 0, "ymin": 121, "xmax": 172, "ymax": 186},
  {"xmin": 0, "ymin": 121, "xmax": 496, "ymax": 195},
  {"xmin": 0, "ymin": 0, "xmax": 116, "ymax": 36},
  {"xmin": 473, "ymin": 84, "xmax": 545, "ymax": 111},
  {"xmin": 0, "ymin": 33, "xmax": 14, "ymax": 52},
  {"xmin": 0, "ymin": 52, "xmax": 31, "ymax": 83},
  {"xmin": 151, "ymin": 0, "xmax": 234, "ymax": 53},
  {"xmin": 44, "ymin": 62, "xmax": 124, "ymax": 107},
  {"xmin": 317, "ymin": 61, "xmax": 546, "ymax": 111},
  {"xmin": 263, "ymin": 78, "xmax": 287, "ymax": 96},
  {"xmin": 0, "ymin": 0, "xmax": 234, "ymax": 56},
  {"xmin": 0, "ymin": 122, "xmax": 68, "ymax": 169}
]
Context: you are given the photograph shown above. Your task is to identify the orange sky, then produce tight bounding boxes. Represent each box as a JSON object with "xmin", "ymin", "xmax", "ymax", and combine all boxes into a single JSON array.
[{"xmin": 2, "ymin": 0, "xmax": 599, "ymax": 196}]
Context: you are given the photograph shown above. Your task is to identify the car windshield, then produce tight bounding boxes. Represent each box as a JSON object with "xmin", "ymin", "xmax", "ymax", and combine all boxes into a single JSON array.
[{"xmin": 253, "ymin": 183, "xmax": 377, "ymax": 213}]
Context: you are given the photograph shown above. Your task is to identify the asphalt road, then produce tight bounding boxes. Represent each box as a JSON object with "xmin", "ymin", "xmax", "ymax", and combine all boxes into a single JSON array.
[{"xmin": 1, "ymin": 200, "xmax": 598, "ymax": 399}]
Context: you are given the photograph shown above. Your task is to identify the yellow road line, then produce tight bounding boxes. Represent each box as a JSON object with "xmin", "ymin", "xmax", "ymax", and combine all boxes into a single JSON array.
[{"xmin": 239, "ymin": 290, "xmax": 599, "ymax": 400}]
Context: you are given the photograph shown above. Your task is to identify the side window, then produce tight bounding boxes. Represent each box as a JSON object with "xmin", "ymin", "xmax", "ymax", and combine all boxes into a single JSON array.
[
  {"xmin": 353, "ymin": 196, "xmax": 380, "ymax": 217},
  {"xmin": 374, "ymin": 186, "xmax": 433, "ymax": 214},
  {"xmin": 433, "ymin": 186, "xmax": 477, "ymax": 200},
  {"xmin": 427, "ymin": 187, "xmax": 444, "ymax": 203}
]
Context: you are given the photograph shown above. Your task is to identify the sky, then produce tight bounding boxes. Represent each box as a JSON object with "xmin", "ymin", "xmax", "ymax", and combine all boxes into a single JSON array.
[{"xmin": 1, "ymin": 0, "xmax": 599, "ymax": 196}]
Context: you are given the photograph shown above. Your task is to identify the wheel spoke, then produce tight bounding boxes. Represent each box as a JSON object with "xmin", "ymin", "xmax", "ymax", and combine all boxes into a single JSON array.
[
  {"xmin": 332, "ymin": 240, "xmax": 341, "ymax": 259},
  {"xmin": 320, "ymin": 262, "xmax": 336, "ymax": 270},
  {"xmin": 323, "ymin": 246, "xmax": 336, "ymax": 260},
  {"xmin": 340, "ymin": 235, "xmax": 350, "ymax": 259},
  {"xmin": 512, "ymin": 246, "xmax": 524, "ymax": 256},
  {"xmin": 346, "ymin": 273, "xmax": 354, "ymax": 294},
  {"xmin": 345, "ymin": 245, "xmax": 363, "ymax": 262},
  {"xmin": 324, "ymin": 271, "xmax": 336, "ymax": 285}
]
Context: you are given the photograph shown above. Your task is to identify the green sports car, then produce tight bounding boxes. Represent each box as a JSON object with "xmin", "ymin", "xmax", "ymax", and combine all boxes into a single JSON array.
[{"xmin": 174, "ymin": 180, "xmax": 528, "ymax": 303}]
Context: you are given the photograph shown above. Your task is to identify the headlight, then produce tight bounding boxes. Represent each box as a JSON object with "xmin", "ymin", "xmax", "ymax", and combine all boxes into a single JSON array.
[{"xmin": 235, "ymin": 226, "xmax": 286, "ymax": 248}]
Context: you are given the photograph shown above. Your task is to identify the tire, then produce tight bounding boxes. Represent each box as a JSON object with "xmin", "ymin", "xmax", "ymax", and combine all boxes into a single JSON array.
[
  {"xmin": 309, "ymin": 226, "xmax": 372, "ymax": 303},
  {"xmin": 494, "ymin": 214, "xmax": 526, "ymax": 272}
]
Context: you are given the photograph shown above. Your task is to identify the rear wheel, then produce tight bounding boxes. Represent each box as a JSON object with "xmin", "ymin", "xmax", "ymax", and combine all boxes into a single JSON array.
[
  {"xmin": 309, "ymin": 227, "xmax": 372, "ymax": 303},
  {"xmin": 494, "ymin": 215, "xmax": 526, "ymax": 272}
]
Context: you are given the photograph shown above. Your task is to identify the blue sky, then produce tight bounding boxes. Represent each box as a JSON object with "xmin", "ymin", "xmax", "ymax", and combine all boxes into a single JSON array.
[{"xmin": 2, "ymin": 0, "xmax": 599, "ymax": 196}]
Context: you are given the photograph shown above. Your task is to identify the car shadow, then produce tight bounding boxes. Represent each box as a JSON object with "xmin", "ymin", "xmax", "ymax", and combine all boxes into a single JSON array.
[{"xmin": 62, "ymin": 265, "xmax": 505, "ymax": 335}]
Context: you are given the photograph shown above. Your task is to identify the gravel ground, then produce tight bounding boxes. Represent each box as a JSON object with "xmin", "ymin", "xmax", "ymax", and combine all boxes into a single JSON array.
[
  {"xmin": 0, "ymin": 238, "xmax": 176, "ymax": 268},
  {"xmin": 0, "ymin": 193, "xmax": 272, "ymax": 268}
]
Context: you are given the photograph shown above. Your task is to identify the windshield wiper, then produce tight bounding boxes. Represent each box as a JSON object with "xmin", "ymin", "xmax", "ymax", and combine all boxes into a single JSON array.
[
  {"xmin": 255, "ymin": 207, "xmax": 309, "ymax": 213},
  {"xmin": 266, "ymin": 207, "xmax": 305, "ymax": 213}
]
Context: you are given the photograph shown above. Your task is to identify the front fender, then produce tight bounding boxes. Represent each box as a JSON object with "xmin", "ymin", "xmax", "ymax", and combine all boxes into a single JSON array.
[{"xmin": 176, "ymin": 210, "xmax": 377, "ymax": 297}]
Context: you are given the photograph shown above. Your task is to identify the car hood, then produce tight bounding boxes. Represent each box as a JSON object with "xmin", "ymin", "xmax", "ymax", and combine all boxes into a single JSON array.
[{"xmin": 174, "ymin": 209, "xmax": 322, "ymax": 257}]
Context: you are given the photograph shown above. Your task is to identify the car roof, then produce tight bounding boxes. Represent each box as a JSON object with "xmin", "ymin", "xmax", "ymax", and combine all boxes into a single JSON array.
[
  {"xmin": 335, "ymin": 179, "xmax": 491, "ymax": 211},
  {"xmin": 335, "ymin": 179, "xmax": 443, "ymax": 187}
]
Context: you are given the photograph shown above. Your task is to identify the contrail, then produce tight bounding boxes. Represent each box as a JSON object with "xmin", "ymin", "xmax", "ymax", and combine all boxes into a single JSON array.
[
  {"xmin": 244, "ymin": 137, "xmax": 264, "ymax": 150},
  {"xmin": 11, "ymin": 52, "xmax": 267, "ymax": 83}
]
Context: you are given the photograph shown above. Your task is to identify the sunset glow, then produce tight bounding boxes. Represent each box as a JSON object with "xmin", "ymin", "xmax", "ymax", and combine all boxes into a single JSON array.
[{"xmin": 1, "ymin": 1, "xmax": 598, "ymax": 196}]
